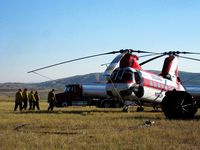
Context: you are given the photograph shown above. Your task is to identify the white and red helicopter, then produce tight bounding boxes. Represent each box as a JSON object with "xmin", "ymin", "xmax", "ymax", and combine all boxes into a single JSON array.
[{"xmin": 28, "ymin": 49, "xmax": 200, "ymax": 119}]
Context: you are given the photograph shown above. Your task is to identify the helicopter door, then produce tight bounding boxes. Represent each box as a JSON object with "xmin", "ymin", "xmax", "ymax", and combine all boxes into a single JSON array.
[
  {"xmin": 134, "ymin": 71, "xmax": 142, "ymax": 84},
  {"xmin": 133, "ymin": 71, "xmax": 144, "ymax": 98}
]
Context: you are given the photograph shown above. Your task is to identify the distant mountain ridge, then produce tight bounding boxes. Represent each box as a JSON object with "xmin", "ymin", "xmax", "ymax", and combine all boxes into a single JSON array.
[
  {"xmin": 0, "ymin": 71, "xmax": 200, "ymax": 90},
  {"xmin": 0, "ymin": 73, "xmax": 105, "ymax": 90}
]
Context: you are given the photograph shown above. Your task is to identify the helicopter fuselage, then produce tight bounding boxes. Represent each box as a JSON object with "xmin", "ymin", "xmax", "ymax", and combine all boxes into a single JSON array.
[{"xmin": 106, "ymin": 67, "xmax": 185, "ymax": 104}]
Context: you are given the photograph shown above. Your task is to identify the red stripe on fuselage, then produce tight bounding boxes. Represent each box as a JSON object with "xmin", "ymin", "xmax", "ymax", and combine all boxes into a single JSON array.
[{"xmin": 141, "ymin": 72, "xmax": 181, "ymax": 91}]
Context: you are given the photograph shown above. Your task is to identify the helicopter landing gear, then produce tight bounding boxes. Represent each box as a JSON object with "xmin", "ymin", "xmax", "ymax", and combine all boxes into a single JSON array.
[
  {"xmin": 136, "ymin": 106, "xmax": 144, "ymax": 112},
  {"xmin": 161, "ymin": 90, "xmax": 197, "ymax": 119},
  {"xmin": 136, "ymin": 99, "xmax": 144, "ymax": 112},
  {"xmin": 122, "ymin": 105, "xmax": 129, "ymax": 112}
]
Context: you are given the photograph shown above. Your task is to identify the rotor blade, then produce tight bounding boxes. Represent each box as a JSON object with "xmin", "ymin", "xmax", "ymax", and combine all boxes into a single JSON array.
[
  {"xmin": 118, "ymin": 49, "xmax": 156, "ymax": 54},
  {"xmin": 130, "ymin": 49, "xmax": 155, "ymax": 54},
  {"xmin": 139, "ymin": 53, "xmax": 161, "ymax": 58},
  {"xmin": 139, "ymin": 54, "xmax": 166, "ymax": 66},
  {"xmin": 178, "ymin": 51, "xmax": 200, "ymax": 55},
  {"xmin": 28, "ymin": 49, "xmax": 157, "ymax": 73},
  {"xmin": 32, "ymin": 71, "xmax": 55, "ymax": 81},
  {"xmin": 27, "ymin": 51, "xmax": 119, "ymax": 73},
  {"xmin": 178, "ymin": 55, "xmax": 200, "ymax": 61},
  {"xmin": 162, "ymin": 51, "xmax": 200, "ymax": 55}
]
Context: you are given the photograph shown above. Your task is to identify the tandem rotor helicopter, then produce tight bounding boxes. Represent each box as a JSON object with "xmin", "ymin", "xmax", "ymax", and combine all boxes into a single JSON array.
[{"xmin": 28, "ymin": 49, "xmax": 200, "ymax": 119}]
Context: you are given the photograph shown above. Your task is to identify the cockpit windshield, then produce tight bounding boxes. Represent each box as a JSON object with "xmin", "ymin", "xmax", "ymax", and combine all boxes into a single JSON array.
[
  {"xmin": 109, "ymin": 69, "xmax": 134, "ymax": 83},
  {"xmin": 121, "ymin": 70, "xmax": 133, "ymax": 82}
]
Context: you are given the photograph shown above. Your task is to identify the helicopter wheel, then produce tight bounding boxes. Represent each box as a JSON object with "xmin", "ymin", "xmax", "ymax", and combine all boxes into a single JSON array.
[
  {"xmin": 136, "ymin": 106, "xmax": 144, "ymax": 112},
  {"xmin": 161, "ymin": 91, "xmax": 197, "ymax": 119},
  {"xmin": 103, "ymin": 101, "xmax": 111, "ymax": 108}
]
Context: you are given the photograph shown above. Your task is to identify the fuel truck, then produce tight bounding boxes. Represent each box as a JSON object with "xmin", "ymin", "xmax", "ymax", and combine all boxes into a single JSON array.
[{"xmin": 55, "ymin": 83, "xmax": 124, "ymax": 108}]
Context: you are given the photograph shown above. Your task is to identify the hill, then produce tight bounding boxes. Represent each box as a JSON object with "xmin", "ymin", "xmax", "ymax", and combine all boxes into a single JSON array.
[
  {"xmin": 0, "ymin": 71, "xmax": 200, "ymax": 91},
  {"xmin": 0, "ymin": 71, "xmax": 200, "ymax": 100}
]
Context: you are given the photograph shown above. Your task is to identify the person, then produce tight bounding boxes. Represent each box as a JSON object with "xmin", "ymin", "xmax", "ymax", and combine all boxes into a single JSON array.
[
  {"xmin": 14, "ymin": 89, "xmax": 23, "ymax": 111},
  {"xmin": 22, "ymin": 88, "xmax": 28, "ymax": 110},
  {"xmin": 28, "ymin": 91, "xmax": 36, "ymax": 110},
  {"xmin": 48, "ymin": 89, "xmax": 56, "ymax": 111},
  {"xmin": 34, "ymin": 91, "xmax": 40, "ymax": 110}
]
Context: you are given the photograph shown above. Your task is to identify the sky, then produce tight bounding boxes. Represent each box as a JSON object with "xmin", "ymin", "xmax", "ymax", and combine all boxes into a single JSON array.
[{"xmin": 0, "ymin": 0, "xmax": 200, "ymax": 83}]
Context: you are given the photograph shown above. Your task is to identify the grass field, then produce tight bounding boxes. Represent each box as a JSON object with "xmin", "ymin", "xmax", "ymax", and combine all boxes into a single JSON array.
[{"xmin": 0, "ymin": 100, "xmax": 200, "ymax": 150}]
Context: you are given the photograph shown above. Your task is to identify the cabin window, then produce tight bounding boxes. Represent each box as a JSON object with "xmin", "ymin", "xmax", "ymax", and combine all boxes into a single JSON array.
[
  {"xmin": 158, "ymin": 83, "xmax": 161, "ymax": 89},
  {"xmin": 150, "ymin": 81, "xmax": 153, "ymax": 87},
  {"xmin": 161, "ymin": 84, "xmax": 165, "ymax": 90},
  {"xmin": 154, "ymin": 82, "xmax": 157, "ymax": 88}
]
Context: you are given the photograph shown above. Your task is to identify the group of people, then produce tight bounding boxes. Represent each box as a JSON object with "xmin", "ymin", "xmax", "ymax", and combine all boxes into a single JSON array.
[
  {"xmin": 14, "ymin": 88, "xmax": 56, "ymax": 111},
  {"xmin": 14, "ymin": 88, "xmax": 40, "ymax": 111}
]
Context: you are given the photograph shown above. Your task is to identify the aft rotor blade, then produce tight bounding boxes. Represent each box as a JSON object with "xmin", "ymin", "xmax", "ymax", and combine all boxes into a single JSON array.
[
  {"xmin": 162, "ymin": 51, "xmax": 200, "ymax": 55},
  {"xmin": 178, "ymin": 55, "xmax": 200, "ymax": 61},
  {"xmin": 139, "ymin": 54, "xmax": 166, "ymax": 66},
  {"xmin": 178, "ymin": 51, "xmax": 200, "ymax": 55}
]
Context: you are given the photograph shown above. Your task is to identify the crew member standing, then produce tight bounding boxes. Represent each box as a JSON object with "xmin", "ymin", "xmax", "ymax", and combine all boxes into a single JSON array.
[
  {"xmin": 48, "ymin": 89, "xmax": 56, "ymax": 111},
  {"xmin": 22, "ymin": 88, "xmax": 28, "ymax": 110},
  {"xmin": 28, "ymin": 91, "xmax": 36, "ymax": 110},
  {"xmin": 14, "ymin": 89, "xmax": 23, "ymax": 111},
  {"xmin": 34, "ymin": 91, "xmax": 40, "ymax": 110}
]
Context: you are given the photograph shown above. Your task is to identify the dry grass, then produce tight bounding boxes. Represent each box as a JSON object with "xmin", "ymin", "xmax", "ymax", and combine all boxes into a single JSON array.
[{"xmin": 0, "ymin": 100, "xmax": 200, "ymax": 150}]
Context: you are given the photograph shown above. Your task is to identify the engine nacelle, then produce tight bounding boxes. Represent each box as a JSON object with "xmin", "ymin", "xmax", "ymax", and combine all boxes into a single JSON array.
[{"xmin": 161, "ymin": 90, "xmax": 197, "ymax": 119}]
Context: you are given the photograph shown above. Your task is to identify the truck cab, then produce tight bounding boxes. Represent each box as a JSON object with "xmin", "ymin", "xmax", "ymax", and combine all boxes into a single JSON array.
[{"xmin": 55, "ymin": 84, "xmax": 88, "ymax": 107}]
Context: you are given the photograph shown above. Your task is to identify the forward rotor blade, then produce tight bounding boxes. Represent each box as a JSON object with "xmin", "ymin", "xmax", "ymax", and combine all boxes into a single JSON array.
[
  {"xmin": 178, "ymin": 55, "xmax": 200, "ymax": 61},
  {"xmin": 130, "ymin": 49, "xmax": 155, "ymax": 54},
  {"xmin": 28, "ymin": 49, "xmax": 157, "ymax": 73},
  {"xmin": 139, "ymin": 53, "xmax": 161, "ymax": 58},
  {"xmin": 28, "ymin": 51, "xmax": 118, "ymax": 73},
  {"xmin": 139, "ymin": 54, "xmax": 166, "ymax": 66}
]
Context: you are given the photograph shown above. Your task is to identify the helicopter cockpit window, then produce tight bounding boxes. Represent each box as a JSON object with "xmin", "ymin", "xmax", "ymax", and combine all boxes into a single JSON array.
[
  {"xmin": 110, "ymin": 69, "xmax": 133, "ymax": 82},
  {"xmin": 121, "ymin": 70, "xmax": 133, "ymax": 82},
  {"xmin": 110, "ymin": 70, "xmax": 118, "ymax": 81},
  {"xmin": 115, "ymin": 69, "xmax": 123, "ymax": 82}
]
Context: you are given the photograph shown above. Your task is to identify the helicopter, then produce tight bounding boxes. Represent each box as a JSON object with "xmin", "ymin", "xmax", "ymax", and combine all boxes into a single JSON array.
[{"xmin": 28, "ymin": 49, "xmax": 200, "ymax": 119}]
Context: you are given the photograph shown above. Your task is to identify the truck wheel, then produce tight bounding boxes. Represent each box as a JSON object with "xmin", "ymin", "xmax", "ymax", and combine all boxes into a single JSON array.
[
  {"xmin": 161, "ymin": 91, "xmax": 197, "ymax": 119},
  {"xmin": 113, "ymin": 102, "xmax": 121, "ymax": 108},
  {"xmin": 61, "ymin": 102, "xmax": 68, "ymax": 107}
]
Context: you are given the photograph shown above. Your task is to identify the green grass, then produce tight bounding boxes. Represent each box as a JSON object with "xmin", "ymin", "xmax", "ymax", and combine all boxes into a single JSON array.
[{"xmin": 0, "ymin": 100, "xmax": 200, "ymax": 150}]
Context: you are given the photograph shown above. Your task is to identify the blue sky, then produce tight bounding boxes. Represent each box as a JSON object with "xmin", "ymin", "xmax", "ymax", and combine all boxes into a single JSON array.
[{"xmin": 0, "ymin": 0, "xmax": 200, "ymax": 83}]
